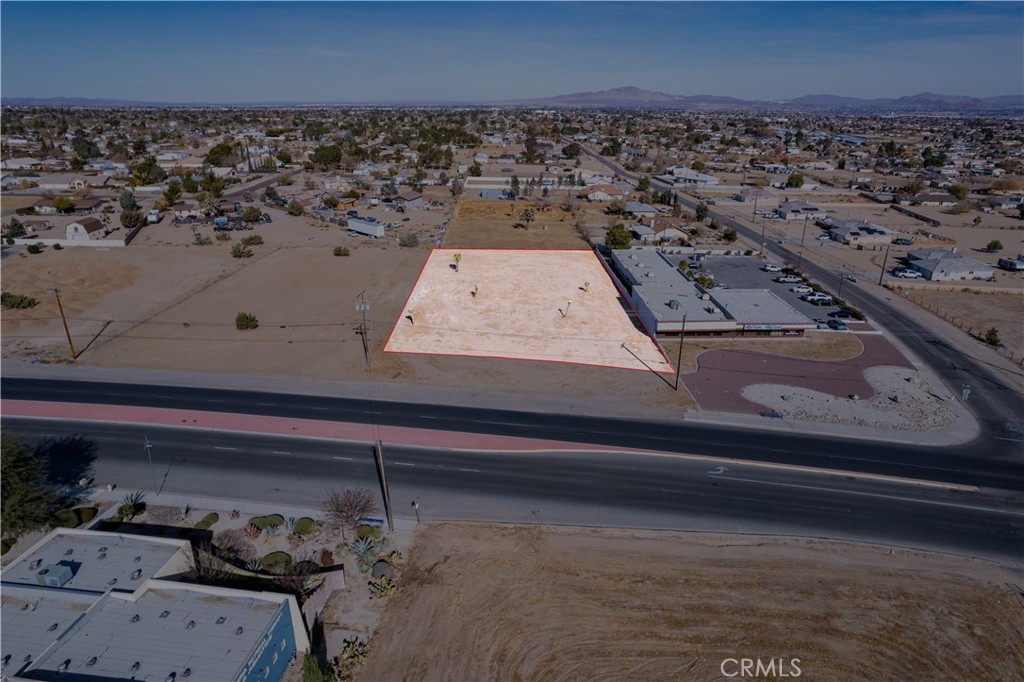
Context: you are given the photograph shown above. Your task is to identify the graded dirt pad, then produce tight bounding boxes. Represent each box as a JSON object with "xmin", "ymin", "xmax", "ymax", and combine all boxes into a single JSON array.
[
  {"xmin": 663, "ymin": 330, "xmax": 865, "ymax": 374},
  {"xmin": 384, "ymin": 249, "xmax": 671, "ymax": 373},
  {"xmin": 357, "ymin": 523, "xmax": 1024, "ymax": 682},
  {"xmin": 901, "ymin": 289, "xmax": 1024, "ymax": 359},
  {"xmin": 446, "ymin": 199, "xmax": 587, "ymax": 249}
]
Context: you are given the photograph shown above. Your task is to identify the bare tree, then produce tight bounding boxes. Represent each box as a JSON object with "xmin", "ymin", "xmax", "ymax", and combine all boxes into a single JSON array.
[
  {"xmin": 183, "ymin": 542, "xmax": 229, "ymax": 584},
  {"xmin": 322, "ymin": 488, "xmax": 378, "ymax": 540}
]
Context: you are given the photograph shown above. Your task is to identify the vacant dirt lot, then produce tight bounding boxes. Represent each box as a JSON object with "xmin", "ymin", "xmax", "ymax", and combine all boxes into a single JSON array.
[
  {"xmin": 899, "ymin": 288, "xmax": 1024, "ymax": 359},
  {"xmin": 358, "ymin": 523, "xmax": 1024, "ymax": 682},
  {"xmin": 385, "ymin": 249, "xmax": 670, "ymax": 373},
  {"xmin": 663, "ymin": 330, "xmax": 864, "ymax": 374},
  {"xmin": 445, "ymin": 199, "xmax": 587, "ymax": 249}
]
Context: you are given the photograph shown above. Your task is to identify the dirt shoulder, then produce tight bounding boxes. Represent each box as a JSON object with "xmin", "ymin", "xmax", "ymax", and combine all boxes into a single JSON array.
[{"xmin": 357, "ymin": 522, "xmax": 1024, "ymax": 682}]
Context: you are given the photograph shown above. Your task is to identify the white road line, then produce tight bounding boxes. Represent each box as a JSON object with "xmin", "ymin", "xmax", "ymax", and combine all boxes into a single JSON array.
[
  {"xmin": 310, "ymin": 407, "xmax": 328, "ymax": 411},
  {"xmin": 258, "ymin": 403, "xmax": 277, "ymax": 407},
  {"xmin": 272, "ymin": 451, "xmax": 291, "ymax": 455},
  {"xmin": 716, "ymin": 475, "xmax": 1024, "ymax": 517},
  {"xmin": 393, "ymin": 461, "xmax": 416, "ymax": 467},
  {"xmin": 458, "ymin": 468, "xmax": 480, "ymax": 473},
  {"xmin": 332, "ymin": 456, "xmax": 353, "ymax": 461},
  {"xmin": 214, "ymin": 446, "xmax": 235, "ymax": 451}
]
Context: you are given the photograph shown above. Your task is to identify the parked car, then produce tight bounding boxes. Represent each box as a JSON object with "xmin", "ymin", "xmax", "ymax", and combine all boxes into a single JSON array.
[
  {"xmin": 761, "ymin": 264, "xmax": 782, "ymax": 272},
  {"xmin": 827, "ymin": 319, "xmax": 848, "ymax": 330},
  {"xmin": 809, "ymin": 298, "xmax": 835, "ymax": 307},
  {"xmin": 813, "ymin": 318, "xmax": 829, "ymax": 330},
  {"xmin": 893, "ymin": 268, "xmax": 922, "ymax": 279},
  {"xmin": 843, "ymin": 274, "xmax": 858, "ymax": 283},
  {"xmin": 829, "ymin": 309, "xmax": 855, "ymax": 319},
  {"xmin": 790, "ymin": 285, "xmax": 813, "ymax": 294},
  {"xmin": 774, "ymin": 275, "xmax": 802, "ymax": 284},
  {"xmin": 346, "ymin": 210, "xmax": 359, "ymax": 217},
  {"xmin": 893, "ymin": 238, "xmax": 913, "ymax": 246}
]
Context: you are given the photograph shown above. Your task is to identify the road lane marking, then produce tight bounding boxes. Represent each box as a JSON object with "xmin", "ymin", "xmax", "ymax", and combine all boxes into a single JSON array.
[
  {"xmin": 272, "ymin": 451, "xmax": 291, "ymax": 455},
  {"xmin": 393, "ymin": 462, "xmax": 416, "ymax": 466},
  {"xmin": 715, "ymin": 475, "xmax": 1022, "ymax": 516},
  {"xmin": 332, "ymin": 456, "xmax": 353, "ymax": 461},
  {"xmin": 214, "ymin": 446, "xmax": 235, "ymax": 451},
  {"xmin": 458, "ymin": 468, "xmax": 480, "ymax": 473}
]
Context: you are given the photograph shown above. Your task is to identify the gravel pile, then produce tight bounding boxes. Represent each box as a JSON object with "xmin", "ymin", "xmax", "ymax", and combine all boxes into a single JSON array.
[{"xmin": 741, "ymin": 366, "xmax": 957, "ymax": 431}]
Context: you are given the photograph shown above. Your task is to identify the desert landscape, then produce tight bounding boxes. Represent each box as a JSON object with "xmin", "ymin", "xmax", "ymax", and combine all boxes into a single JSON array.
[{"xmin": 357, "ymin": 523, "xmax": 1024, "ymax": 682}]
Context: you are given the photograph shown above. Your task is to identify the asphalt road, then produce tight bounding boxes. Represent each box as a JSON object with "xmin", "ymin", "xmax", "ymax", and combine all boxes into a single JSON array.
[
  {"xmin": 4, "ymin": 418, "xmax": 1021, "ymax": 564},
  {"xmin": 3, "ymin": 377, "xmax": 1023, "ymax": 495}
]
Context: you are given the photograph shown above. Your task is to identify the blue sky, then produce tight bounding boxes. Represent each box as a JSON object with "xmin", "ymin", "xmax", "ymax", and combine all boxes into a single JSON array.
[{"xmin": 2, "ymin": 2, "xmax": 1021, "ymax": 102}]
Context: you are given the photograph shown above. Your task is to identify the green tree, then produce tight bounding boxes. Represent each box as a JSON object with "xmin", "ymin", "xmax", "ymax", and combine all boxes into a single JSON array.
[
  {"xmin": 163, "ymin": 180, "xmax": 182, "ymax": 206},
  {"xmin": 69, "ymin": 156, "xmax": 86, "ymax": 171},
  {"xmin": 985, "ymin": 240, "xmax": 1003, "ymax": 252},
  {"xmin": 519, "ymin": 208, "xmax": 535, "ymax": 228},
  {"xmin": 949, "ymin": 184, "xmax": 969, "ymax": 201},
  {"xmin": 695, "ymin": 201, "xmax": 709, "ymax": 222},
  {"xmin": 1, "ymin": 432, "xmax": 58, "ymax": 541},
  {"xmin": 605, "ymin": 223, "xmax": 632, "ymax": 249},
  {"xmin": 310, "ymin": 144, "xmax": 343, "ymax": 170},
  {"xmin": 235, "ymin": 312, "xmax": 259, "ymax": 330},
  {"xmin": 4, "ymin": 218, "xmax": 26, "ymax": 238},
  {"xmin": 204, "ymin": 142, "xmax": 236, "ymax": 167},
  {"xmin": 561, "ymin": 142, "xmax": 581, "ymax": 159},
  {"xmin": 691, "ymin": 160, "xmax": 707, "ymax": 173},
  {"xmin": 52, "ymin": 197, "xmax": 74, "ymax": 214},
  {"xmin": 120, "ymin": 190, "xmax": 139, "ymax": 211},
  {"xmin": 468, "ymin": 162, "xmax": 482, "ymax": 177},
  {"xmin": 510, "ymin": 175, "xmax": 521, "ymax": 197},
  {"xmin": 240, "ymin": 205, "xmax": 263, "ymax": 223},
  {"xmin": 287, "ymin": 200, "xmax": 305, "ymax": 216},
  {"xmin": 786, "ymin": 173, "xmax": 805, "ymax": 188},
  {"xmin": 984, "ymin": 328, "xmax": 1000, "ymax": 347},
  {"xmin": 232, "ymin": 243, "xmax": 254, "ymax": 258},
  {"xmin": 637, "ymin": 176, "xmax": 651, "ymax": 192},
  {"xmin": 120, "ymin": 210, "xmax": 145, "ymax": 229},
  {"xmin": 131, "ymin": 156, "xmax": 167, "ymax": 186},
  {"xmin": 722, "ymin": 228, "xmax": 738, "ymax": 242}
]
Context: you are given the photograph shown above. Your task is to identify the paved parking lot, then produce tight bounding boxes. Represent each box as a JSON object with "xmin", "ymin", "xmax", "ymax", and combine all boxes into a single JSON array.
[{"xmin": 701, "ymin": 255, "xmax": 846, "ymax": 322}]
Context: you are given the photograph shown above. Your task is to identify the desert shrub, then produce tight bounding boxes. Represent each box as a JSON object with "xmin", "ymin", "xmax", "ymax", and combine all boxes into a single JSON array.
[
  {"xmin": 294, "ymin": 517, "xmax": 317, "ymax": 535},
  {"xmin": 5, "ymin": 237, "xmax": 13, "ymax": 245},
  {"xmin": 235, "ymin": 312, "xmax": 259, "ymax": 330},
  {"xmin": 250, "ymin": 513, "xmax": 285, "ymax": 529},
  {"xmin": 356, "ymin": 523, "xmax": 381, "ymax": 540},
  {"xmin": 1, "ymin": 537, "xmax": 16, "ymax": 555},
  {"xmin": 48, "ymin": 509, "xmax": 80, "ymax": 528},
  {"xmin": 1, "ymin": 292, "xmax": 39, "ymax": 309},
  {"xmin": 231, "ymin": 243, "xmax": 253, "ymax": 258},
  {"xmin": 287, "ymin": 532, "xmax": 303, "ymax": 549},
  {"xmin": 240, "ymin": 234, "xmax": 263, "ymax": 246},
  {"xmin": 52, "ymin": 243, "xmax": 63, "ymax": 250},
  {"xmin": 319, "ymin": 549, "xmax": 334, "ymax": 567},
  {"xmin": 215, "ymin": 231, "xmax": 232, "ymax": 242},
  {"xmin": 26, "ymin": 243, "xmax": 43, "ymax": 254},
  {"xmin": 399, "ymin": 232, "xmax": 419, "ymax": 247},
  {"xmin": 194, "ymin": 512, "xmax": 219, "ymax": 530},
  {"xmin": 368, "ymin": 575, "xmax": 396, "ymax": 599},
  {"xmin": 229, "ymin": 509, "xmax": 240, "ymax": 520},
  {"xmin": 77, "ymin": 507, "xmax": 97, "ymax": 524},
  {"xmin": 333, "ymin": 246, "xmax": 350, "ymax": 257},
  {"xmin": 244, "ymin": 523, "xmax": 262, "ymax": 539},
  {"xmin": 341, "ymin": 638, "xmax": 368, "ymax": 666},
  {"xmin": 985, "ymin": 328, "xmax": 1001, "ymax": 347},
  {"xmin": 261, "ymin": 550, "xmax": 293, "ymax": 574}
]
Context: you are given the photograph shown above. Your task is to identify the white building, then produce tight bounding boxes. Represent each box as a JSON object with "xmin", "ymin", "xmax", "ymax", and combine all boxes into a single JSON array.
[
  {"xmin": 906, "ymin": 248, "xmax": 995, "ymax": 281},
  {"xmin": 66, "ymin": 217, "xmax": 109, "ymax": 241}
]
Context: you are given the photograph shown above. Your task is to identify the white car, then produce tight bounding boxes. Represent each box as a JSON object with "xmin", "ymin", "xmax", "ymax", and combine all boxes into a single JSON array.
[
  {"xmin": 761, "ymin": 264, "xmax": 782, "ymax": 272},
  {"xmin": 790, "ymin": 285, "xmax": 813, "ymax": 294},
  {"xmin": 893, "ymin": 269, "xmax": 922, "ymax": 279}
]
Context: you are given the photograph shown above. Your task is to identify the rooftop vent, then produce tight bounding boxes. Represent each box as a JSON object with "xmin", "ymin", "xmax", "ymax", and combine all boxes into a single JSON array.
[
  {"xmin": 37, "ymin": 564, "xmax": 74, "ymax": 588},
  {"xmin": 49, "ymin": 622, "xmax": 60, "ymax": 631},
  {"xmin": 216, "ymin": 616, "xmax": 227, "ymax": 625},
  {"xmin": 131, "ymin": 614, "xmax": 141, "ymax": 623},
  {"xmin": 99, "ymin": 547, "xmax": 108, "ymax": 552},
  {"xmin": 30, "ymin": 559, "xmax": 43, "ymax": 570},
  {"xmin": 668, "ymin": 299, "xmax": 680, "ymax": 310},
  {"xmin": 166, "ymin": 674, "xmax": 177, "ymax": 682},
  {"xmin": 64, "ymin": 549, "xmax": 74, "ymax": 556},
  {"xmin": 235, "ymin": 626, "xmax": 244, "ymax": 635},
  {"xmin": 131, "ymin": 662, "xmax": 141, "ymax": 672},
  {"xmin": 133, "ymin": 556, "xmax": 142, "ymax": 563},
  {"xmin": 108, "ymin": 578, "xmax": 117, "ymax": 586},
  {"xmin": 130, "ymin": 569, "xmax": 143, "ymax": 580},
  {"xmin": 24, "ymin": 655, "xmax": 33, "ymax": 663},
  {"xmin": 160, "ymin": 610, "xmax": 170, "ymax": 619},
  {"xmin": 186, "ymin": 620, "xmax": 195, "ymax": 629},
  {"xmin": 2, "ymin": 654, "xmax": 10, "ymax": 669},
  {"xmin": 98, "ymin": 553, "xmax": 107, "ymax": 560},
  {"xmin": 87, "ymin": 657, "xmax": 97, "ymax": 667},
  {"xmin": 58, "ymin": 660, "xmax": 70, "ymax": 673},
  {"xmin": 182, "ymin": 668, "xmax": 191, "ymax": 678}
]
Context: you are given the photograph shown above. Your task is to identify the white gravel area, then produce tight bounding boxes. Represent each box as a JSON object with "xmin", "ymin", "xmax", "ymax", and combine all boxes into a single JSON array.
[{"xmin": 741, "ymin": 366, "xmax": 958, "ymax": 431}]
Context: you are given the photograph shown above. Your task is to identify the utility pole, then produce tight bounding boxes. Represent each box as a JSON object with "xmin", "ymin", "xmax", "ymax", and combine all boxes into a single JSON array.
[
  {"xmin": 674, "ymin": 315, "xmax": 687, "ymax": 392},
  {"xmin": 48, "ymin": 289, "xmax": 77, "ymax": 360},
  {"xmin": 355, "ymin": 291, "xmax": 370, "ymax": 368},
  {"xmin": 878, "ymin": 245, "xmax": 891, "ymax": 286},
  {"xmin": 143, "ymin": 437, "xmax": 158, "ymax": 491},
  {"xmin": 355, "ymin": 291, "xmax": 393, "ymax": 534}
]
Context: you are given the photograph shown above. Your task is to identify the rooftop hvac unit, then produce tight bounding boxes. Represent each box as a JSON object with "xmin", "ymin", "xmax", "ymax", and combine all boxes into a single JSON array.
[
  {"xmin": 36, "ymin": 564, "xmax": 73, "ymax": 588},
  {"xmin": 668, "ymin": 299, "xmax": 680, "ymax": 310},
  {"xmin": 700, "ymin": 294, "xmax": 711, "ymax": 301}
]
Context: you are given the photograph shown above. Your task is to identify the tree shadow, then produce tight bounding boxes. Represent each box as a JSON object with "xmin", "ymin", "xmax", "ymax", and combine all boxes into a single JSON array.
[{"xmin": 35, "ymin": 435, "xmax": 98, "ymax": 499}]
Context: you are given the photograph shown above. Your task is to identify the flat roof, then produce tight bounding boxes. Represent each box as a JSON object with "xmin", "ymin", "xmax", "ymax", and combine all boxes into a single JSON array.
[
  {"xmin": 711, "ymin": 289, "xmax": 815, "ymax": 326},
  {"xmin": 1, "ymin": 584, "xmax": 98, "ymax": 677},
  {"xmin": 640, "ymin": 283, "xmax": 730, "ymax": 322},
  {"xmin": 23, "ymin": 585, "xmax": 287, "ymax": 682},
  {"xmin": 3, "ymin": 530, "xmax": 189, "ymax": 594},
  {"xmin": 612, "ymin": 249, "xmax": 680, "ymax": 285}
]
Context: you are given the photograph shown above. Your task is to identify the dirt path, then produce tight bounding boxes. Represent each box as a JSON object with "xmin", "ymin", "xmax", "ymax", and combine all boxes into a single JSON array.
[{"xmin": 357, "ymin": 523, "xmax": 1023, "ymax": 682}]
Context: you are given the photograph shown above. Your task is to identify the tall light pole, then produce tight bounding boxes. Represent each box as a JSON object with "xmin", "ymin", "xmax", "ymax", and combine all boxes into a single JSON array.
[
  {"xmin": 674, "ymin": 315, "xmax": 687, "ymax": 392},
  {"xmin": 48, "ymin": 288, "xmax": 77, "ymax": 360},
  {"xmin": 143, "ymin": 436, "xmax": 158, "ymax": 491}
]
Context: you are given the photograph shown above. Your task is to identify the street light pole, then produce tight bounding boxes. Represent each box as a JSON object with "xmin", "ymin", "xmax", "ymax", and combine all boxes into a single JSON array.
[
  {"xmin": 143, "ymin": 437, "xmax": 158, "ymax": 491},
  {"xmin": 674, "ymin": 315, "xmax": 687, "ymax": 392},
  {"xmin": 878, "ymin": 245, "xmax": 891, "ymax": 286}
]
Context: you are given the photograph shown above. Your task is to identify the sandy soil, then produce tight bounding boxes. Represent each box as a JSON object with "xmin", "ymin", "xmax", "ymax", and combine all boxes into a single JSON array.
[
  {"xmin": 445, "ymin": 199, "xmax": 588, "ymax": 249},
  {"xmin": 663, "ymin": 330, "xmax": 864, "ymax": 374},
  {"xmin": 742, "ymin": 366, "xmax": 958, "ymax": 430},
  {"xmin": 357, "ymin": 523, "xmax": 1024, "ymax": 682},
  {"xmin": 385, "ymin": 249, "xmax": 670, "ymax": 373},
  {"xmin": 899, "ymin": 289, "xmax": 1024, "ymax": 359}
]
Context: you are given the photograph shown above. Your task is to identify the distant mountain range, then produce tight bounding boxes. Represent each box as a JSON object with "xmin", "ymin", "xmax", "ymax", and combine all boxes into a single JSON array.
[{"xmin": 4, "ymin": 87, "xmax": 1022, "ymax": 112}]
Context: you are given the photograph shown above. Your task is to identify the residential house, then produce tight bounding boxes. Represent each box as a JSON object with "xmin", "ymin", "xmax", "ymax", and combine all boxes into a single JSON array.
[
  {"xmin": 906, "ymin": 248, "xmax": 995, "ymax": 281},
  {"xmin": 395, "ymin": 191, "xmax": 424, "ymax": 209},
  {"xmin": 734, "ymin": 187, "xmax": 779, "ymax": 204},
  {"xmin": 66, "ymin": 217, "xmax": 109, "ymax": 241},
  {"xmin": 657, "ymin": 165, "xmax": 721, "ymax": 188},
  {"xmin": 827, "ymin": 220, "xmax": 895, "ymax": 246},
  {"xmin": 900, "ymin": 192, "xmax": 957, "ymax": 207},
  {"xmin": 777, "ymin": 201, "xmax": 826, "ymax": 220},
  {"xmin": 586, "ymin": 184, "xmax": 627, "ymax": 202},
  {"xmin": 625, "ymin": 201, "xmax": 658, "ymax": 219}
]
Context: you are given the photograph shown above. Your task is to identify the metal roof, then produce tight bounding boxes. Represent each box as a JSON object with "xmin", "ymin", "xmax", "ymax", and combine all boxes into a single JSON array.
[
  {"xmin": 711, "ymin": 289, "xmax": 815, "ymax": 325},
  {"xmin": 1, "ymin": 584, "xmax": 98, "ymax": 678}
]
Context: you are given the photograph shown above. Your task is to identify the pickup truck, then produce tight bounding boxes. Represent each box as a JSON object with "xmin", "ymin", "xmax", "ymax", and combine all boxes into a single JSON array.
[{"xmin": 774, "ymin": 275, "xmax": 802, "ymax": 284}]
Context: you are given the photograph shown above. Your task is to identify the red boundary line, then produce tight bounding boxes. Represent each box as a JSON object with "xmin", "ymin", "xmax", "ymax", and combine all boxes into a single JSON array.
[{"xmin": 383, "ymin": 248, "xmax": 673, "ymax": 374}]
